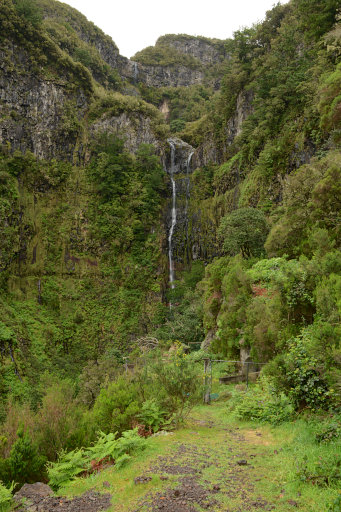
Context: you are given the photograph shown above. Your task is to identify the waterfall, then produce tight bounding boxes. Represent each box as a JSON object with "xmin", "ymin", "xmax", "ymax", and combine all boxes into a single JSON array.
[
  {"xmin": 168, "ymin": 141, "xmax": 176, "ymax": 290},
  {"xmin": 133, "ymin": 62, "xmax": 139, "ymax": 83},
  {"xmin": 166, "ymin": 138, "xmax": 195, "ymax": 297}
]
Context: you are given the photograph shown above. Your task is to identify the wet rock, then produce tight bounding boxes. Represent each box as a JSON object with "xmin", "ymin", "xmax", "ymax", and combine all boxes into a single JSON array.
[
  {"xmin": 134, "ymin": 476, "xmax": 152, "ymax": 485},
  {"xmin": 14, "ymin": 483, "xmax": 54, "ymax": 504},
  {"xmin": 14, "ymin": 488, "xmax": 111, "ymax": 512},
  {"xmin": 288, "ymin": 500, "xmax": 299, "ymax": 507}
]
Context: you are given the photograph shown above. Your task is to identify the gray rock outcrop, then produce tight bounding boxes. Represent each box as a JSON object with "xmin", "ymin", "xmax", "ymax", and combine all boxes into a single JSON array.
[
  {"xmin": 91, "ymin": 112, "xmax": 163, "ymax": 155},
  {"xmin": 0, "ymin": 44, "xmax": 88, "ymax": 161}
]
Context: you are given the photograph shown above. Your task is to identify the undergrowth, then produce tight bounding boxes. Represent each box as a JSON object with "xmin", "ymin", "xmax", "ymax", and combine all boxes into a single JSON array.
[{"xmin": 48, "ymin": 429, "xmax": 146, "ymax": 490}]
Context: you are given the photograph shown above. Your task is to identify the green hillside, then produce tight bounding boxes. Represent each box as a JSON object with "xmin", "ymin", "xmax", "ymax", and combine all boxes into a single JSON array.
[{"xmin": 0, "ymin": 0, "xmax": 341, "ymax": 508}]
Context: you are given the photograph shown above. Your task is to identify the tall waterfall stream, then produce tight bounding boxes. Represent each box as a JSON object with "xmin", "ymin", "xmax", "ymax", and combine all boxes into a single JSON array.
[
  {"xmin": 168, "ymin": 141, "xmax": 176, "ymax": 290},
  {"xmin": 166, "ymin": 139, "xmax": 195, "ymax": 296}
]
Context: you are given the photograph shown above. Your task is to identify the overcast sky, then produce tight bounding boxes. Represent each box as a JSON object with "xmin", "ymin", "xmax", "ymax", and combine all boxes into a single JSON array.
[{"xmin": 63, "ymin": 0, "xmax": 287, "ymax": 58}]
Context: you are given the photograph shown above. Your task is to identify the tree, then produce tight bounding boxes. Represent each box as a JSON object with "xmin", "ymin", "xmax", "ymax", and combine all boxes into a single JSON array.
[
  {"xmin": 8, "ymin": 429, "xmax": 46, "ymax": 486},
  {"xmin": 218, "ymin": 208, "xmax": 268, "ymax": 258},
  {"xmin": 293, "ymin": 0, "xmax": 340, "ymax": 41},
  {"xmin": 13, "ymin": 0, "xmax": 42, "ymax": 27}
]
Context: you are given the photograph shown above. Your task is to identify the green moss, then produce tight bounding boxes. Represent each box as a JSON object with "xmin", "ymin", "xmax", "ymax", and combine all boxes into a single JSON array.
[
  {"xmin": 133, "ymin": 44, "xmax": 202, "ymax": 70},
  {"xmin": 0, "ymin": 0, "xmax": 94, "ymax": 94}
]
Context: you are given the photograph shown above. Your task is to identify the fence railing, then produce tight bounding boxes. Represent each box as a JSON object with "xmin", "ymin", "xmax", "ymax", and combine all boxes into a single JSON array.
[{"xmin": 202, "ymin": 358, "xmax": 267, "ymax": 404}]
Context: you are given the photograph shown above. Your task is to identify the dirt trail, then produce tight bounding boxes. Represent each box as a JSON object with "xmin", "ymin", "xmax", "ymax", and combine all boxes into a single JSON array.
[
  {"xmin": 15, "ymin": 414, "xmax": 284, "ymax": 512},
  {"xmin": 131, "ymin": 418, "xmax": 276, "ymax": 512}
]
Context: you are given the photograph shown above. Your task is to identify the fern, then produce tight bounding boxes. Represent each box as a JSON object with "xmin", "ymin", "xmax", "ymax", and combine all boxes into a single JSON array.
[
  {"xmin": 48, "ymin": 429, "xmax": 146, "ymax": 490},
  {"xmin": 0, "ymin": 481, "xmax": 14, "ymax": 512},
  {"xmin": 137, "ymin": 399, "xmax": 166, "ymax": 432},
  {"xmin": 47, "ymin": 449, "xmax": 88, "ymax": 490},
  {"xmin": 113, "ymin": 429, "xmax": 146, "ymax": 459},
  {"xmin": 85, "ymin": 432, "xmax": 118, "ymax": 461},
  {"xmin": 115, "ymin": 454, "xmax": 131, "ymax": 469}
]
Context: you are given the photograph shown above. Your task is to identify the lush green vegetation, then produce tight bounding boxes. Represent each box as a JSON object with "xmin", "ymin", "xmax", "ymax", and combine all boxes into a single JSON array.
[
  {"xmin": 0, "ymin": 0, "xmax": 341, "ymax": 506},
  {"xmin": 1, "ymin": 0, "xmax": 93, "ymax": 93},
  {"xmin": 25, "ymin": 402, "xmax": 341, "ymax": 512}
]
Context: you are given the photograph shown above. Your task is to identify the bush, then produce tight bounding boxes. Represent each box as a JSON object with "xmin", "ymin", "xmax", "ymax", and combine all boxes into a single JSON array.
[
  {"xmin": 34, "ymin": 380, "xmax": 89, "ymax": 461},
  {"xmin": 296, "ymin": 452, "xmax": 341, "ymax": 487},
  {"xmin": 48, "ymin": 429, "xmax": 146, "ymax": 490},
  {"xmin": 230, "ymin": 379, "xmax": 294, "ymax": 425},
  {"xmin": 328, "ymin": 494, "xmax": 341, "ymax": 511},
  {"xmin": 314, "ymin": 419, "xmax": 341, "ymax": 443},
  {"xmin": 92, "ymin": 376, "xmax": 141, "ymax": 434},
  {"xmin": 285, "ymin": 334, "xmax": 332, "ymax": 410},
  {"xmin": 8, "ymin": 429, "xmax": 46, "ymax": 487},
  {"xmin": 13, "ymin": 0, "xmax": 42, "ymax": 26},
  {"xmin": 144, "ymin": 344, "xmax": 203, "ymax": 427},
  {"xmin": 218, "ymin": 208, "xmax": 268, "ymax": 258}
]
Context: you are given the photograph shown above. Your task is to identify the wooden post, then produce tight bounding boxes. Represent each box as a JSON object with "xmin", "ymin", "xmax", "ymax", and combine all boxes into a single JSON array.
[
  {"xmin": 204, "ymin": 358, "xmax": 211, "ymax": 404},
  {"xmin": 246, "ymin": 361, "xmax": 249, "ymax": 388}
]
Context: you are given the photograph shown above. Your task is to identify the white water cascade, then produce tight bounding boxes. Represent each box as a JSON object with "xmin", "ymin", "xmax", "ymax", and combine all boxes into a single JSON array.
[
  {"xmin": 168, "ymin": 140, "xmax": 176, "ymax": 289},
  {"xmin": 133, "ymin": 61, "xmax": 139, "ymax": 83}
]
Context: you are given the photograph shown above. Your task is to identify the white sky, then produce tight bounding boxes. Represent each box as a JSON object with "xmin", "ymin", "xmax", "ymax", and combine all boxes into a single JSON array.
[{"xmin": 63, "ymin": 0, "xmax": 287, "ymax": 58}]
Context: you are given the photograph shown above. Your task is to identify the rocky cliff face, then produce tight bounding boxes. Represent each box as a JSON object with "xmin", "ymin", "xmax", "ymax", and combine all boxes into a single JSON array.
[
  {"xmin": 164, "ymin": 139, "xmax": 195, "ymax": 272},
  {"xmin": 224, "ymin": 90, "xmax": 254, "ymax": 146},
  {"xmin": 0, "ymin": 43, "xmax": 88, "ymax": 161},
  {"xmin": 128, "ymin": 35, "xmax": 228, "ymax": 88},
  {"xmin": 0, "ymin": 36, "xmax": 167, "ymax": 161},
  {"xmin": 131, "ymin": 62, "xmax": 205, "ymax": 88},
  {"xmin": 158, "ymin": 35, "xmax": 227, "ymax": 65},
  {"xmin": 193, "ymin": 90, "xmax": 254, "ymax": 168},
  {"xmin": 90, "ymin": 111, "xmax": 163, "ymax": 155}
]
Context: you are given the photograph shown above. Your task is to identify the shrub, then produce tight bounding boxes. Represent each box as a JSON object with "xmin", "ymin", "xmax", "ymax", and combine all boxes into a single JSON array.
[
  {"xmin": 218, "ymin": 208, "xmax": 268, "ymax": 258},
  {"xmin": 8, "ymin": 429, "xmax": 46, "ymax": 486},
  {"xmin": 285, "ymin": 334, "xmax": 332, "ymax": 410},
  {"xmin": 92, "ymin": 376, "xmax": 141, "ymax": 434},
  {"xmin": 13, "ymin": 0, "xmax": 42, "ymax": 26},
  {"xmin": 35, "ymin": 381, "xmax": 89, "ymax": 461},
  {"xmin": 328, "ymin": 494, "xmax": 341, "ymax": 511},
  {"xmin": 137, "ymin": 399, "xmax": 167, "ymax": 433},
  {"xmin": 230, "ymin": 379, "xmax": 294, "ymax": 425},
  {"xmin": 144, "ymin": 344, "xmax": 203, "ymax": 427},
  {"xmin": 314, "ymin": 419, "xmax": 341, "ymax": 443},
  {"xmin": 48, "ymin": 429, "xmax": 146, "ymax": 490},
  {"xmin": 296, "ymin": 452, "xmax": 341, "ymax": 487}
]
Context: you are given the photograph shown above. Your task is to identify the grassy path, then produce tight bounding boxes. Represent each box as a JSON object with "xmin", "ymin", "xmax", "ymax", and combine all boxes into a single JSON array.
[{"xmin": 60, "ymin": 403, "xmax": 338, "ymax": 511}]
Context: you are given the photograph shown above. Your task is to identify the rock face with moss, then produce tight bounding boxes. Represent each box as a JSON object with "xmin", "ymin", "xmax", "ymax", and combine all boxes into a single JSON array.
[
  {"xmin": 0, "ymin": 56, "xmax": 88, "ymax": 161},
  {"xmin": 156, "ymin": 34, "xmax": 228, "ymax": 65},
  {"xmin": 131, "ymin": 34, "xmax": 228, "ymax": 88},
  {"xmin": 90, "ymin": 112, "xmax": 163, "ymax": 155},
  {"xmin": 0, "ymin": 1, "xmax": 93, "ymax": 161}
]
